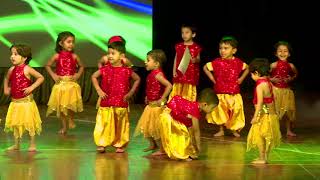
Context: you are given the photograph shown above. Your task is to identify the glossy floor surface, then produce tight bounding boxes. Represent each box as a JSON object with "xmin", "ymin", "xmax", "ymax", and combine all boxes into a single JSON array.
[{"xmin": 0, "ymin": 100, "xmax": 319, "ymax": 180}]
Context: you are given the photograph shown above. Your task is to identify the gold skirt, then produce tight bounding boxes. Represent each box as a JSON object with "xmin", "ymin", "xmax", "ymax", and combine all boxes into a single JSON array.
[
  {"xmin": 46, "ymin": 77, "xmax": 83, "ymax": 117},
  {"xmin": 93, "ymin": 107, "xmax": 129, "ymax": 148},
  {"xmin": 5, "ymin": 95, "xmax": 42, "ymax": 138},
  {"xmin": 159, "ymin": 108, "xmax": 198, "ymax": 160},
  {"xmin": 247, "ymin": 113, "xmax": 281, "ymax": 152},
  {"xmin": 273, "ymin": 87, "xmax": 296, "ymax": 121},
  {"xmin": 168, "ymin": 83, "xmax": 197, "ymax": 102},
  {"xmin": 206, "ymin": 94, "xmax": 245, "ymax": 131},
  {"xmin": 134, "ymin": 104, "xmax": 163, "ymax": 139}
]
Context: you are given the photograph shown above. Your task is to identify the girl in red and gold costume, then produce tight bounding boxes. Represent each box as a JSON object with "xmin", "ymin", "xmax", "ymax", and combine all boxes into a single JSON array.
[
  {"xmin": 134, "ymin": 49, "xmax": 172, "ymax": 152},
  {"xmin": 270, "ymin": 41, "xmax": 298, "ymax": 137},
  {"xmin": 169, "ymin": 24, "xmax": 202, "ymax": 101},
  {"xmin": 4, "ymin": 44, "xmax": 44, "ymax": 152},
  {"xmin": 203, "ymin": 36, "xmax": 249, "ymax": 137},
  {"xmin": 153, "ymin": 88, "xmax": 218, "ymax": 161},
  {"xmin": 45, "ymin": 31, "xmax": 85, "ymax": 135},
  {"xmin": 247, "ymin": 58, "xmax": 281, "ymax": 164},
  {"xmin": 92, "ymin": 40, "xmax": 140, "ymax": 153}
]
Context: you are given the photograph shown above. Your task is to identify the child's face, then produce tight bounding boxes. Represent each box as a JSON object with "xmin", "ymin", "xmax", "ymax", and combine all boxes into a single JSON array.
[
  {"xmin": 276, "ymin": 45, "xmax": 290, "ymax": 61},
  {"xmin": 10, "ymin": 47, "xmax": 26, "ymax": 66},
  {"xmin": 60, "ymin": 36, "xmax": 75, "ymax": 52},
  {"xmin": 200, "ymin": 102, "xmax": 216, "ymax": 114},
  {"xmin": 181, "ymin": 27, "xmax": 195, "ymax": 42},
  {"xmin": 219, "ymin": 43, "xmax": 236, "ymax": 59},
  {"xmin": 107, "ymin": 48, "xmax": 123, "ymax": 65},
  {"xmin": 145, "ymin": 55, "xmax": 159, "ymax": 71},
  {"xmin": 250, "ymin": 71, "xmax": 260, "ymax": 81}
]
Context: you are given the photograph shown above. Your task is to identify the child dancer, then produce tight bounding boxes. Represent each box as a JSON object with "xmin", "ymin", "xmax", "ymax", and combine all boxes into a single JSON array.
[
  {"xmin": 270, "ymin": 41, "xmax": 298, "ymax": 136},
  {"xmin": 134, "ymin": 49, "xmax": 172, "ymax": 152},
  {"xmin": 4, "ymin": 44, "xmax": 44, "ymax": 151},
  {"xmin": 92, "ymin": 40, "xmax": 140, "ymax": 153},
  {"xmin": 153, "ymin": 88, "xmax": 219, "ymax": 161},
  {"xmin": 45, "ymin": 31, "xmax": 84, "ymax": 135},
  {"xmin": 169, "ymin": 24, "xmax": 202, "ymax": 101},
  {"xmin": 203, "ymin": 36, "xmax": 249, "ymax": 137},
  {"xmin": 247, "ymin": 58, "xmax": 281, "ymax": 164}
]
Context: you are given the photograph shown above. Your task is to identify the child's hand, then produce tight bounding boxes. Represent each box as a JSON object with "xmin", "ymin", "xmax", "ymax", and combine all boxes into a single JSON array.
[
  {"xmin": 191, "ymin": 57, "xmax": 196, "ymax": 63},
  {"xmin": 23, "ymin": 86, "xmax": 34, "ymax": 95},
  {"xmin": 237, "ymin": 78, "xmax": 244, "ymax": 84},
  {"xmin": 52, "ymin": 74, "xmax": 61, "ymax": 83},
  {"xmin": 251, "ymin": 117, "xmax": 258, "ymax": 124},
  {"xmin": 187, "ymin": 114, "xmax": 193, "ymax": 119},
  {"xmin": 270, "ymin": 76, "xmax": 281, "ymax": 83},
  {"xmin": 123, "ymin": 91, "xmax": 134, "ymax": 102},
  {"xmin": 72, "ymin": 73, "xmax": 81, "ymax": 81},
  {"xmin": 97, "ymin": 89, "xmax": 107, "ymax": 99},
  {"xmin": 4, "ymin": 87, "xmax": 11, "ymax": 96}
]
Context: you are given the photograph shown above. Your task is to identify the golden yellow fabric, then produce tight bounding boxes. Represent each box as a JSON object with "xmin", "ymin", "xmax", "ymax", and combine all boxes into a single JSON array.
[
  {"xmin": 46, "ymin": 76, "xmax": 83, "ymax": 118},
  {"xmin": 206, "ymin": 94, "xmax": 245, "ymax": 131},
  {"xmin": 5, "ymin": 95, "xmax": 42, "ymax": 138},
  {"xmin": 168, "ymin": 83, "xmax": 197, "ymax": 102},
  {"xmin": 273, "ymin": 87, "xmax": 296, "ymax": 121},
  {"xmin": 159, "ymin": 108, "xmax": 198, "ymax": 160},
  {"xmin": 94, "ymin": 107, "xmax": 129, "ymax": 148},
  {"xmin": 134, "ymin": 104, "xmax": 163, "ymax": 139},
  {"xmin": 247, "ymin": 110, "xmax": 281, "ymax": 152}
]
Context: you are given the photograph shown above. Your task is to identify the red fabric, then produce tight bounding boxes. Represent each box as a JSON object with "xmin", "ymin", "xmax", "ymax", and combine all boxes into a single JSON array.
[
  {"xmin": 108, "ymin": 36, "xmax": 123, "ymax": 44},
  {"xmin": 211, "ymin": 57, "xmax": 244, "ymax": 94},
  {"xmin": 253, "ymin": 78, "xmax": 274, "ymax": 104},
  {"xmin": 271, "ymin": 60, "xmax": 294, "ymax": 88},
  {"xmin": 99, "ymin": 64, "xmax": 133, "ymax": 108},
  {"xmin": 167, "ymin": 96, "xmax": 200, "ymax": 127},
  {"xmin": 55, "ymin": 51, "xmax": 77, "ymax": 76},
  {"xmin": 9, "ymin": 64, "xmax": 32, "ymax": 99},
  {"xmin": 173, "ymin": 42, "xmax": 202, "ymax": 85},
  {"xmin": 146, "ymin": 69, "xmax": 166, "ymax": 102}
]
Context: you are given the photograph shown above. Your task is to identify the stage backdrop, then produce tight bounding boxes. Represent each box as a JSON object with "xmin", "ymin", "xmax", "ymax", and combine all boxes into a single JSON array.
[{"xmin": 0, "ymin": 0, "xmax": 152, "ymax": 67}]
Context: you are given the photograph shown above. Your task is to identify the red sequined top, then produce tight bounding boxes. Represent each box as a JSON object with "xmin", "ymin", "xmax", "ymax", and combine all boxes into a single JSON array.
[
  {"xmin": 253, "ymin": 78, "xmax": 274, "ymax": 105},
  {"xmin": 56, "ymin": 51, "xmax": 77, "ymax": 76},
  {"xmin": 208, "ymin": 57, "xmax": 246, "ymax": 94},
  {"xmin": 9, "ymin": 64, "xmax": 32, "ymax": 99},
  {"xmin": 270, "ymin": 60, "xmax": 294, "ymax": 88},
  {"xmin": 173, "ymin": 42, "xmax": 202, "ymax": 85},
  {"xmin": 99, "ymin": 64, "xmax": 133, "ymax": 108},
  {"xmin": 167, "ymin": 96, "xmax": 200, "ymax": 127},
  {"xmin": 146, "ymin": 69, "xmax": 166, "ymax": 102}
]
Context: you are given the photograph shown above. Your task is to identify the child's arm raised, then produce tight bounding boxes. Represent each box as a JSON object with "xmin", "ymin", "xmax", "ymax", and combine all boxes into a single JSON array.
[
  {"xmin": 124, "ymin": 72, "xmax": 140, "ymax": 102},
  {"xmin": 72, "ymin": 54, "xmax": 85, "ymax": 81},
  {"xmin": 155, "ymin": 73, "xmax": 173, "ymax": 105},
  {"xmin": 45, "ymin": 54, "xmax": 60, "ymax": 82},
  {"xmin": 23, "ymin": 66, "xmax": 44, "ymax": 95},
  {"xmin": 4, "ymin": 67, "xmax": 14, "ymax": 96},
  {"xmin": 91, "ymin": 70, "xmax": 106, "ymax": 99}
]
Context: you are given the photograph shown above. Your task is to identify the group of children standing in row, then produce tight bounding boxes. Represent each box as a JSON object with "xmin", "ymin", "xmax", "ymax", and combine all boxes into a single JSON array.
[{"xmin": 2, "ymin": 24, "xmax": 298, "ymax": 164}]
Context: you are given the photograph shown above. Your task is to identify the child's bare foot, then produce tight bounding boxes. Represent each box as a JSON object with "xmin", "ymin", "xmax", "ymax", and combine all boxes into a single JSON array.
[
  {"xmin": 232, "ymin": 131, "xmax": 241, "ymax": 137},
  {"xmin": 96, "ymin": 146, "xmax": 105, "ymax": 153},
  {"xmin": 69, "ymin": 121, "xmax": 76, "ymax": 129},
  {"xmin": 151, "ymin": 150, "xmax": 166, "ymax": 156},
  {"xmin": 214, "ymin": 131, "xmax": 224, "ymax": 137},
  {"xmin": 143, "ymin": 145, "xmax": 157, "ymax": 152},
  {"xmin": 184, "ymin": 157, "xmax": 193, "ymax": 162},
  {"xmin": 116, "ymin": 148, "xmax": 125, "ymax": 153},
  {"xmin": 58, "ymin": 129, "xmax": 67, "ymax": 135},
  {"xmin": 28, "ymin": 146, "xmax": 37, "ymax": 152},
  {"xmin": 6, "ymin": 145, "xmax": 20, "ymax": 151},
  {"xmin": 287, "ymin": 131, "xmax": 297, "ymax": 137},
  {"xmin": 252, "ymin": 159, "xmax": 267, "ymax": 164}
]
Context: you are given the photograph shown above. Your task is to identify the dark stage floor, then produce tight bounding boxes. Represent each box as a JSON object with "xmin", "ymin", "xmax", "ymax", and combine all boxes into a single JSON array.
[{"xmin": 0, "ymin": 94, "xmax": 320, "ymax": 180}]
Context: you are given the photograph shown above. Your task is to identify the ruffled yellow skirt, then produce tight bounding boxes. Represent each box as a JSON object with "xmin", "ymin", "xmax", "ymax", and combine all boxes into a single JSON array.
[
  {"xmin": 94, "ymin": 107, "xmax": 129, "ymax": 148},
  {"xmin": 168, "ymin": 83, "xmax": 197, "ymax": 101},
  {"xmin": 206, "ymin": 94, "xmax": 245, "ymax": 131},
  {"xmin": 273, "ymin": 87, "xmax": 296, "ymax": 121},
  {"xmin": 247, "ymin": 113, "xmax": 281, "ymax": 152},
  {"xmin": 134, "ymin": 104, "xmax": 163, "ymax": 139},
  {"xmin": 159, "ymin": 108, "xmax": 199, "ymax": 160},
  {"xmin": 46, "ymin": 77, "xmax": 83, "ymax": 117},
  {"xmin": 4, "ymin": 95, "xmax": 42, "ymax": 138}
]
